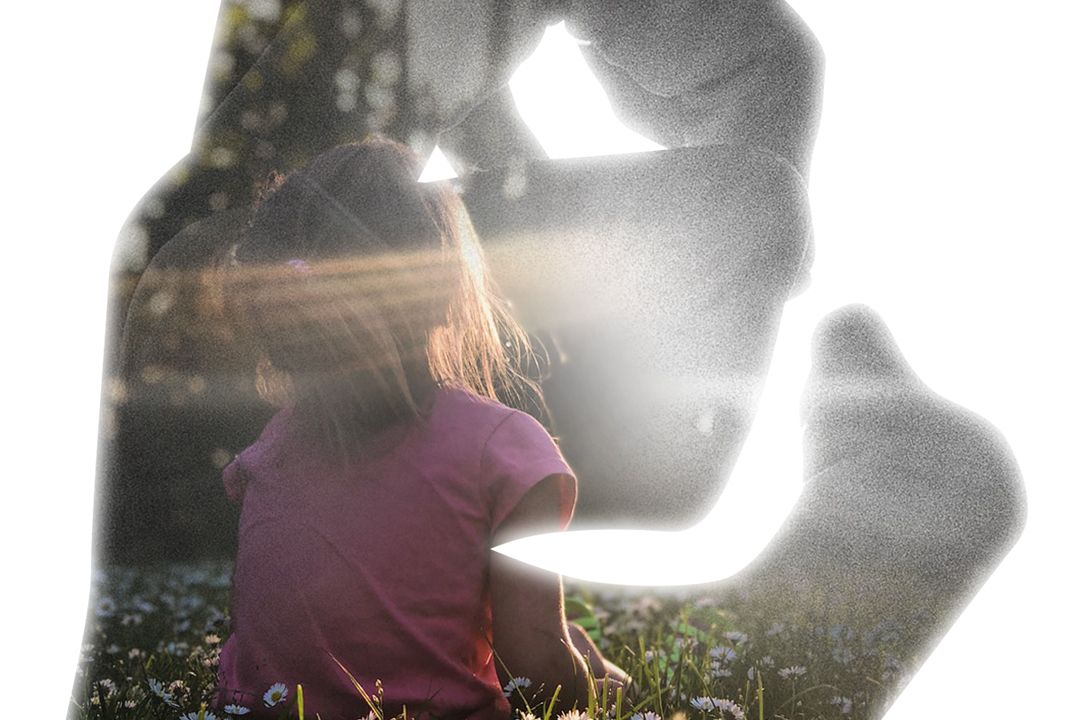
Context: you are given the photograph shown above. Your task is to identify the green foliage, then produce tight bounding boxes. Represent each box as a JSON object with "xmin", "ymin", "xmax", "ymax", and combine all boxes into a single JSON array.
[{"xmin": 71, "ymin": 562, "xmax": 913, "ymax": 720}]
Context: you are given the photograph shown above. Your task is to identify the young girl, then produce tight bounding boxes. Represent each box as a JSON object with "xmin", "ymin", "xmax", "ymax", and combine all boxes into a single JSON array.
[{"xmin": 215, "ymin": 138, "xmax": 626, "ymax": 720}]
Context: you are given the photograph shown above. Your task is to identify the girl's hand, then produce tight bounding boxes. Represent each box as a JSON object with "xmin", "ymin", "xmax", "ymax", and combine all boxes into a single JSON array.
[{"xmin": 567, "ymin": 621, "xmax": 630, "ymax": 689}]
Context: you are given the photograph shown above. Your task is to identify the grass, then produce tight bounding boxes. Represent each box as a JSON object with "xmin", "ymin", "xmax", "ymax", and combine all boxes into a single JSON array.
[{"xmin": 70, "ymin": 560, "xmax": 914, "ymax": 720}]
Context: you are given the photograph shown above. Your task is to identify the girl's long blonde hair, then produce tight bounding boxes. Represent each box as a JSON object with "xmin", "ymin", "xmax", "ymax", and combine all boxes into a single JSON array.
[{"xmin": 227, "ymin": 138, "xmax": 544, "ymax": 461}]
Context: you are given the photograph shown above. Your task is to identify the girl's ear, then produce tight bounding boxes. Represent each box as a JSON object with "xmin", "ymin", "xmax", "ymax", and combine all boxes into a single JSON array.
[{"xmin": 255, "ymin": 354, "xmax": 294, "ymax": 408}]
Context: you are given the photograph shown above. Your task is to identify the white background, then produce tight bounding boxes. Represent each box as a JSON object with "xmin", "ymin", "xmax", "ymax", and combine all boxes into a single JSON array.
[{"xmin": 3, "ymin": 2, "xmax": 1077, "ymax": 718}]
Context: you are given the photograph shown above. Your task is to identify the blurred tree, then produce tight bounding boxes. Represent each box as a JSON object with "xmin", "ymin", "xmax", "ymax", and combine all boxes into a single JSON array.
[{"xmin": 102, "ymin": 0, "xmax": 430, "ymax": 563}]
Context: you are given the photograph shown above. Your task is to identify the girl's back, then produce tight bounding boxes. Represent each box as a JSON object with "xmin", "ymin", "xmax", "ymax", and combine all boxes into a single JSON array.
[
  {"xmin": 217, "ymin": 386, "xmax": 575, "ymax": 720},
  {"xmin": 215, "ymin": 138, "xmax": 623, "ymax": 718}
]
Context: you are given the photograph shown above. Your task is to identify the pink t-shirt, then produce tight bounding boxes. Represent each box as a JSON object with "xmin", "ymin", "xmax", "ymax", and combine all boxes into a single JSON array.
[{"xmin": 216, "ymin": 387, "xmax": 576, "ymax": 720}]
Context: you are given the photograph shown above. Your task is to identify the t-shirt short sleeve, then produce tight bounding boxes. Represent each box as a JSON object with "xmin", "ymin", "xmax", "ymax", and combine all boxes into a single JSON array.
[{"xmin": 482, "ymin": 410, "xmax": 577, "ymax": 534}]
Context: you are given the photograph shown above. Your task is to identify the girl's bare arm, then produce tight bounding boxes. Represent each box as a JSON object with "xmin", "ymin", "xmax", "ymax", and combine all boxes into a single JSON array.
[{"xmin": 490, "ymin": 475, "xmax": 627, "ymax": 708}]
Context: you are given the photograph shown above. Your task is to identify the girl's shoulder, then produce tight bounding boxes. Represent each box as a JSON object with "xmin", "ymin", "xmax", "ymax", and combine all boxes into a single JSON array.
[
  {"xmin": 432, "ymin": 386, "xmax": 566, "ymax": 464},
  {"xmin": 435, "ymin": 387, "xmax": 575, "ymax": 534},
  {"xmin": 428, "ymin": 386, "xmax": 556, "ymax": 457},
  {"xmin": 221, "ymin": 406, "xmax": 295, "ymax": 503},
  {"xmin": 430, "ymin": 385, "xmax": 519, "ymax": 427}
]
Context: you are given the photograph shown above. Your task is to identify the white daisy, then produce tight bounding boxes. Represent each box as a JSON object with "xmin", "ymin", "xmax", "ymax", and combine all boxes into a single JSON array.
[
  {"xmin": 263, "ymin": 682, "xmax": 288, "ymax": 707},
  {"xmin": 690, "ymin": 696, "xmax": 720, "ymax": 712},
  {"xmin": 713, "ymin": 699, "xmax": 744, "ymax": 720},
  {"xmin": 223, "ymin": 704, "xmax": 251, "ymax": 716},
  {"xmin": 502, "ymin": 676, "xmax": 533, "ymax": 697},
  {"xmin": 708, "ymin": 662, "xmax": 732, "ymax": 679},
  {"xmin": 94, "ymin": 595, "xmax": 117, "ymax": 617},
  {"xmin": 778, "ymin": 665, "xmax": 807, "ymax": 680},
  {"xmin": 708, "ymin": 646, "xmax": 736, "ymax": 663},
  {"xmin": 556, "ymin": 711, "xmax": 590, "ymax": 720},
  {"xmin": 830, "ymin": 696, "xmax": 854, "ymax": 715},
  {"xmin": 148, "ymin": 678, "xmax": 179, "ymax": 708}
]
